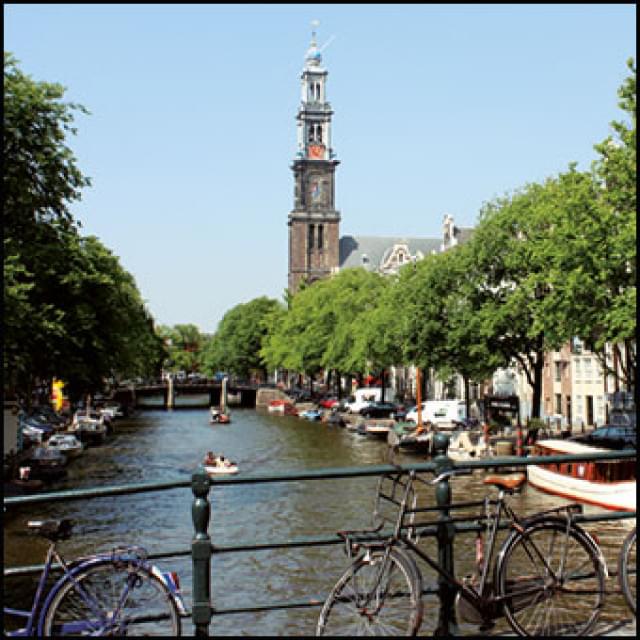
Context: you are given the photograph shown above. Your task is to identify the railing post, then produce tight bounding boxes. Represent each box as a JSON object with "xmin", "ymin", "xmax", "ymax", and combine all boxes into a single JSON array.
[
  {"xmin": 433, "ymin": 432, "xmax": 458, "ymax": 636},
  {"xmin": 192, "ymin": 467, "xmax": 212, "ymax": 636}
]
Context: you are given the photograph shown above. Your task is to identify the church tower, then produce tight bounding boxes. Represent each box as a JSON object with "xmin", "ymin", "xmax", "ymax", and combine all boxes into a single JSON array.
[{"xmin": 288, "ymin": 25, "xmax": 341, "ymax": 295}]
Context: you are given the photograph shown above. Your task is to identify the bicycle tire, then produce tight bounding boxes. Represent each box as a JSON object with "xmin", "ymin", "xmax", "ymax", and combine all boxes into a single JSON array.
[
  {"xmin": 40, "ymin": 559, "xmax": 181, "ymax": 636},
  {"xmin": 496, "ymin": 519, "xmax": 605, "ymax": 636},
  {"xmin": 618, "ymin": 526, "xmax": 636, "ymax": 616},
  {"xmin": 316, "ymin": 547, "xmax": 422, "ymax": 636}
]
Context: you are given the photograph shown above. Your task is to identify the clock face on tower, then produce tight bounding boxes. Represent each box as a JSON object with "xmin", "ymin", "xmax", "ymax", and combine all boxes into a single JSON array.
[{"xmin": 308, "ymin": 144, "xmax": 324, "ymax": 160}]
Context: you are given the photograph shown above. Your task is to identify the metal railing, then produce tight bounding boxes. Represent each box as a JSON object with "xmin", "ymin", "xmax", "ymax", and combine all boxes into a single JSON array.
[{"xmin": 4, "ymin": 436, "xmax": 636, "ymax": 636}]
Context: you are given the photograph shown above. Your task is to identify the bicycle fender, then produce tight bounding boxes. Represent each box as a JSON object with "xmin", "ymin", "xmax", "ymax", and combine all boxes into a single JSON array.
[
  {"xmin": 36, "ymin": 556, "xmax": 115, "ymax": 635},
  {"xmin": 150, "ymin": 565, "xmax": 189, "ymax": 616}
]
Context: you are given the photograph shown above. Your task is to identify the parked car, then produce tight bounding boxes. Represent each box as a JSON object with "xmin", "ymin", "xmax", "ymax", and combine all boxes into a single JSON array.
[
  {"xmin": 359, "ymin": 402, "xmax": 399, "ymax": 419},
  {"xmin": 318, "ymin": 396, "xmax": 339, "ymax": 409},
  {"xmin": 569, "ymin": 425, "xmax": 636, "ymax": 451}
]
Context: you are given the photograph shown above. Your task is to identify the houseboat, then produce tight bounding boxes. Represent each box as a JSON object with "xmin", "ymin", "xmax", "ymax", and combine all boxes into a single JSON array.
[{"xmin": 527, "ymin": 439, "xmax": 636, "ymax": 512}]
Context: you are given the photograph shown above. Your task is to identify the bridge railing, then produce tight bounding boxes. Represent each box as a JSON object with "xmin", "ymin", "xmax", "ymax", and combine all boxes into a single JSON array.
[{"xmin": 4, "ymin": 438, "xmax": 636, "ymax": 636}]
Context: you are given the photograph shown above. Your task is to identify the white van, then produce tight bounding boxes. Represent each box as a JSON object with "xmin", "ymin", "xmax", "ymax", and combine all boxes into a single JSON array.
[
  {"xmin": 345, "ymin": 387, "xmax": 394, "ymax": 414},
  {"xmin": 406, "ymin": 400, "xmax": 466, "ymax": 428}
]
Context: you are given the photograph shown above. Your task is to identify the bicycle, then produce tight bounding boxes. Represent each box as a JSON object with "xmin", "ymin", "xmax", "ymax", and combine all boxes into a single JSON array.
[
  {"xmin": 618, "ymin": 525, "xmax": 636, "ymax": 616},
  {"xmin": 316, "ymin": 466, "xmax": 608, "ymax": 636},
  {"xmin": 4, "ymin": 518, "xmax": 187, "ymax": 636}
]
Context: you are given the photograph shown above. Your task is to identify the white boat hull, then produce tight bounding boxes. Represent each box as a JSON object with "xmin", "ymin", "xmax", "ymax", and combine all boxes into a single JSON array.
[
  {"xmin": 204, "ymin": 464, "xmax": 238, "ymax": 476},
  {"xmin": 527, "ymin": 463, "xmax": 636, "ymax": 512}
]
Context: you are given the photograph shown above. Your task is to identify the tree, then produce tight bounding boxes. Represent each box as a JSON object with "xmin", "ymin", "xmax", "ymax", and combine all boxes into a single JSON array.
[
  {"xmin": 4, "ymin": 53, "xmax": 91, "ymax": 398},
  {"xmin": 461, "ymin": 180, "xmax": 568, "ymax": 419},
  {"xmin": 205, "ymin": 297, "xmax": 283, "ymax": 380},
  {"xmin": 388, "ymin": 248, "xmax": 504, "ymax": 412},
  {"xmin": 4, "ymin": 54, "xmax": 164, "ymax": 403},
  {"xmin": 262, "ymin": 269, "xmax": 389, "ymax": 394}
]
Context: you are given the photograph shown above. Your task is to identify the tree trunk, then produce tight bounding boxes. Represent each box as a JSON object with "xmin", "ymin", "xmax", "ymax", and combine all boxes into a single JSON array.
[
  {"xmin": 463, "ymin": 374, "xmax": 470, "ymax": 420},
  {"xmin": 531, "ymin": 346, "xmax": 544, "ymax": 419}
]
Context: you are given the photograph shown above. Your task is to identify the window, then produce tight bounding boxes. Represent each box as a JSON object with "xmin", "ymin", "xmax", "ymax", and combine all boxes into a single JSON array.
[
  {"xmin": 308, "ymin": 224, "xmax": 315, "ymax": 249},
  {"xmin": 316, "ymin": 124, "xmax": 322, "ymax": 143},
  {"xmin": 317, "ymin": 225, "xmax": 323, "ymax": 249},
  {"xmin": 315, "ymin": 83, "xmax": 321, "ymax": 100},
  {"xmin": 554, "ymin": 362, "xmax": 562, "ymax": 382},
  {"xmin": 555, "ymin": 394, "xmax": 562, "ymax": 414}
]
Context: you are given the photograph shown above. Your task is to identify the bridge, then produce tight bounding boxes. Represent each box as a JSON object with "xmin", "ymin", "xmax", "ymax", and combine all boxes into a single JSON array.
[{"xmin": 112, "ymin": 379, "xmax": 266, "ymax": 410}]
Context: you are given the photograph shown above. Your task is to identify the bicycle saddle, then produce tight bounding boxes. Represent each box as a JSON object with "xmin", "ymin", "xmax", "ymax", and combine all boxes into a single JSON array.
[
  {"xmin": 483, "ymin": 473, "xmax": 526, "ymax": 491},
  {"xmin": 27, "ymin": 518, "xmax": 74, "ymax": 540}
]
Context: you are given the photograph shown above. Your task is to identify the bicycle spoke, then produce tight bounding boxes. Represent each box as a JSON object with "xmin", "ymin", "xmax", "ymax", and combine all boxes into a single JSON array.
[
  {"xmin": 317, "ymin": 549, "xmax": 421, "ymax": 635},
  {"xmin": 499, "ymin": 522, "xmax": 604, "ymax": 636}
]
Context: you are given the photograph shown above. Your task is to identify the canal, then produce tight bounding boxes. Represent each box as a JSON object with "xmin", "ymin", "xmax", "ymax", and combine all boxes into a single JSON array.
[{"xmin": 4, "ymin": 408, "xmax": 635, "ymax": 635}]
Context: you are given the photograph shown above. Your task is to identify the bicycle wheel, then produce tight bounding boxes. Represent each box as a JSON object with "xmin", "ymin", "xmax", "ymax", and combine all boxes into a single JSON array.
[
  {"xmin": 497, "ymin": 519, "xmax": 604, "ymax": 636},
  {"xmin": 618, "ymin": 526, "xmax": 636, "ymax": 616},
  {"xmin": 316, "ymin": 547, "xmax": 422, "ymax": 636},
  {"xmin": 41, "ymin": 560, "xmax": 181, "ymax": 636}
]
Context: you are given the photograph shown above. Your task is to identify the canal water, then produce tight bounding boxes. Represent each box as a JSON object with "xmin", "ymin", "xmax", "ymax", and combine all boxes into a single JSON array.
[{"xmin": 3, "ymin": 408, "xmax": 635, "ymax": 636}]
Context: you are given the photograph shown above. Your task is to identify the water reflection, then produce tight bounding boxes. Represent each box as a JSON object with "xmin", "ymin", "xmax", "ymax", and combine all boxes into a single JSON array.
[{"xmin": 3, "ymin": 408, "xmax": 635, "ymax": 636}]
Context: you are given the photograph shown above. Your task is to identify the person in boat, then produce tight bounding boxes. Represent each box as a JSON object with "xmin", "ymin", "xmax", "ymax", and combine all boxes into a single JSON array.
[{"xmin": 204, "ymin": 451, "xmax": 217, "ymax": 465}]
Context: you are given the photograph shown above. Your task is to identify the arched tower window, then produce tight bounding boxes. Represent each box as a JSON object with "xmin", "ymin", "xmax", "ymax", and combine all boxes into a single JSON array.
[
  {"xmin": 308, "ymin": 224, "xmax": 315, "ymax": 249},
  {"xmin": 317, "ymin": 124, "xmax": 322, "ymax": 143},
  {"xmin": 317, "ymin": 225, "xmax": 324, "ymax": 249},
  {"xmin": 308, "ymin": 126, "xmax": 314, "ymax": 142},
  {"xmin": 315, "ymin": 83, "xmax": 321, "ymax": 101}
]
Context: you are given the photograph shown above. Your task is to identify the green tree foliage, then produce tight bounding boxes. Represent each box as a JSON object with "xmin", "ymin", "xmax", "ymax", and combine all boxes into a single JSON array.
[
  {"xmin": 462, "ymin": 181, "xmax": 564, "ymax": 418},
  {"xmin": 4, "ymin": 54, "xmax": 163, "ymax": 402},
  {"xmin": 385, "ymin": 248, "xmax": 503, "ymax": 403},
  {"xmin": 203, "ymin": 297, "xmax": 283, "ymax": 380},
  {"xmin": 157, "ymin": 324, "xmax": 204, "ymax": 374},
  {"xmin": 262, "ymin": 269, "xmax": 389, "ymax": 383}
]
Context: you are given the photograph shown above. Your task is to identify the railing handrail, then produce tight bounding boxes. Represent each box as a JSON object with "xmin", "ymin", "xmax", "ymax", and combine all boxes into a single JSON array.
[{"xmin": 3, "ymin": 448, "xmax": 635, "ymax": 507}]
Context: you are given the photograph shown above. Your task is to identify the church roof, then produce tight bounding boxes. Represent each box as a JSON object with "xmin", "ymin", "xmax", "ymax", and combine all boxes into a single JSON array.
[{"xmin": 339, "ymin": 235, "xmax": 441, "ymax": 272}]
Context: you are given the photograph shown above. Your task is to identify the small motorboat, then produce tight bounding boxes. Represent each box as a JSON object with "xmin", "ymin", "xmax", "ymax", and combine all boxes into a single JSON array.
[
  {"xmin": 326, "ymin": 411, "xmax": 345, "ymax": 427},
  {"xmin": 364, "ymin": 420, "xmax": 393, "ymax": 440},
  {"xmin": 267, "ymin": 399, "xmax": 298, "ymax": 416},
  {"xmin": 391, "ymin": 422, "xmax": 434, "ymax": 454},
  {"xmin": 210, "ymin": 407, "xmax": 231, "ymax": 424},
  {"xmin": 68, "ymin": 411, "xmax": 108, "ymax": 444},
  {"xmin": 9, "ymin": 466, "xmax": 45, "ymax": 493},
  {"xmin": 45, "ymin": 434, "xmax": 84, "ymax": 459},
  {"xmin": 299, "ymin": 409, "xmax": 323, "ymax": 421},
  {"xmin": 447, "ymin": 430, "xmax": 493, "ymax": 461},
  {"xmin": 202, "ymin": 452, "xmax": 238, "ymax": 476}
]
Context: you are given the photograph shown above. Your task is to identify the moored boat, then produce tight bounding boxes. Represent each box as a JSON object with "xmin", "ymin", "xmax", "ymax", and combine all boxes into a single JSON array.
[
  {"xmin": 364, "ymin": 420, "xmax": 393, "ymax": 440},
  {"xmin": 299, "ymin": 409, "xmax": 323, "ymax": 421},
  {"xmin": 391, "ymin": 422, "xmax": 434, "ymax": 454},
  {"xmin": 447, "ymin": 429, "xmax": 493, "ymax": 461},
  {"xmin": 68, "ymin": 411, "xmax": 108, "ymax": 444},
  {"xmin": 45, "ymin": 433, "xmax": 84, "ymax": 458},
  {"xmin": 267, "ymin": 399, "xmax": 298, "ymax": 416},
  {"xmin": 527, "ymin": 439, "xmax": 636, "ymax": 512}
]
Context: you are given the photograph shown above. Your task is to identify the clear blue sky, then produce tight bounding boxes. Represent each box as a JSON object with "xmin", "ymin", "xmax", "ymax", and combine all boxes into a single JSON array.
[{"xmin": 4, "ymin": 4, "xmax": 636, "ymax": 333}]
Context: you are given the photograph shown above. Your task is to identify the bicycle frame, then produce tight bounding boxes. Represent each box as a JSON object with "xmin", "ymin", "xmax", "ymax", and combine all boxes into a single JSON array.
[
  {"xmin": 346, "ymin": 470, "xmax": 594, "ymax": 621},
  {"xmin": 4, "ymin": 544, "xmax": 186, "ymax": 636}
]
